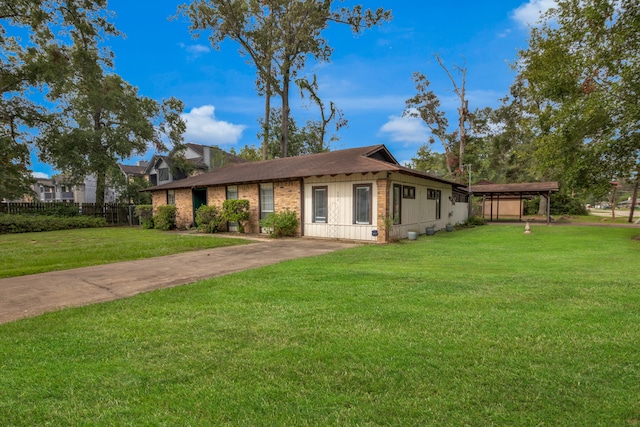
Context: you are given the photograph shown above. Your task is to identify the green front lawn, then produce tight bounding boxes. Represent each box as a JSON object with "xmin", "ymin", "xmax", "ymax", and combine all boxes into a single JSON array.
[
  {"xmin": 1, "ymin": 225, "xmax": 639, "ymax": 425},
  {"xmin": 0, "ymin": 227, "xmax": 251, "ymax": 278}
]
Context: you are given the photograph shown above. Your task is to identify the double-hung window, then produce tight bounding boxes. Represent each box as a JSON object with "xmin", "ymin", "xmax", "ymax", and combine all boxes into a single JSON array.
[
  {"xmin": 158, "ymin": 168, "xmax": 169, "ymax": 181},
  {"xmin": 392, "ymin": 184, "xmax": 402, "ymax": 225},
  {"xmin": 312, "ymin": 186, "xmax": 328, "ymax": 223},
  {"xmin": 167, "ymin": 189, "xmax": 176, "ymax": 205},
  {"xmin": 260, "ymin": 183, "xmax": 274, "ymax": 220},
  {"xmin": 353, "ymin": 184, "xmax": 372, "ymax": 225}
]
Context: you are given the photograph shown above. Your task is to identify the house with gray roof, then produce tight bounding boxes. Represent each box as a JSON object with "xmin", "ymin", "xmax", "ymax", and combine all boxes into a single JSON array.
[
  {"xmin": 146, "ymin": 144, "xmax": 469, "ymax": 243},
  {"xmin": 145, "ymin": 143, "xmax": 247, "ymax": 186}
]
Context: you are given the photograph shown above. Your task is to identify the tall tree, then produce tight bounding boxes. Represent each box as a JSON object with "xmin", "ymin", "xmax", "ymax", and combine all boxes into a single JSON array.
[
  {"xmin": 297, "ymin": 74, "xmax": 347, "ymax": 153},
  {"xmin": 178, "ymin": 0, "xmax": 391, "ymax": 158},
  {"xmin": 1, "ymin": 1, "xmax": 185, "ymax": 204},
  {"xmin": 516, "ymin": 0, "xmax": 640, "ymax": 217},
  {"xmin": 36, "ymin": 11, "xmax": 184, "ymax": 205},
  {"xmin": 0, "ymin": 0, "xmax": 117, "ymax": 200},
  {"xmin": 405, "ymin": 55, "xmax": 472, "ymax": 179}
]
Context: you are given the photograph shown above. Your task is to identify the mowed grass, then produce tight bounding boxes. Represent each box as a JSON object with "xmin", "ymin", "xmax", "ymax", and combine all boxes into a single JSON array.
[
  {"xmin": 0, "ymin": 227, "xmax": 251, "ymax": 278},
  {"xmin": 1, "ymin": 225, "xmax": 639, "ymax": 425}
]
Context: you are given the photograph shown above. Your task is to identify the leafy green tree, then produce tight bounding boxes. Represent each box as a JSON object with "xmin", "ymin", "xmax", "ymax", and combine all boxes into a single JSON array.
[
  {"xmin": 405, "ymin": 55, "xmax": 473, "ymax": 179},
  {"xmin": 178, "ymin": 0, "xmax": 391, "ymax": 158},
  {"xmin": 117, "ymin": 176, "xmax": 152, "ymax": 205},
  {"xmin": 408, "ymin": 145, "xmax": 448, "ymax": 177},
  {"xmin": 0, "ymin": 0, "xmax": 117, "ymax": 200},
  {"xmin": 1, "ymin": 1, "xmax": 186, "ymax": 204},
  {"xmin": 256, "ymin": 107, "xmax": 323, "ymax": 159},
  {"xmin": 232, "ymin": 144, "xmax": 262, "ymax": 162},
  {"xmin": 516, "ymin": 0, "xmax": 640, "ymax": 215},
  {"xmin": 36, "ymin": 28, "xmax": 185, "ymax": 206}
]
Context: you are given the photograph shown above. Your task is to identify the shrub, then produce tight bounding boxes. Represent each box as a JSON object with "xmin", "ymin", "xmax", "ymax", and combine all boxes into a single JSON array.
[
  {"xmin": 134, "ymin": 205, "xmax": 154, "ymax": 229},
  {"xmin": 153, "ymin": 205, "xmax": 177, "ymax": 231},
  {"xmin": 43, "ymin": 204, "xmax": 79, "ymax": 217},
  {"xmin": 259, "ymin": 209, "xmax": 299, "ymax": 238},
  {"xmin": 195, "ymin": 205, "xmax": 225, "ymax": 233},
  {"xmin": 550, "ymin": 193, "xmax": 588, "ymax": 216},
  {"xmin": 0, "ymin": 214, "xmax": 107, "ymax": 234},
  {"xmin": 465, "ymin": 215, "xmax": 486, "ymax": 226},
  {"xmin": 222, "ymin": 199, "xmax": 250, "ymax": 233}
]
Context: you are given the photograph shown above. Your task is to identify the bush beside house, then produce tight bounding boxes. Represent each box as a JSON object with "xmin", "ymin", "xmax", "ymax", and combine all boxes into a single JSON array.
[
  {"xmin": 153, "ymin": 205, "xmax": 177, "ymax": 231},
  {"xmin": 0, "ymin": 214, "xmax": 107, "ymax": 234},
  {"xmin": 222, "ymin": 199, "xmax": 250, "ymax": 233},
  {"xmin": 259, "ymin": 210, "xmax": 299, "ymax": 238},
  {"xmin": 195, "ymin": 205, "xmax": 225, "ymax": 233}
]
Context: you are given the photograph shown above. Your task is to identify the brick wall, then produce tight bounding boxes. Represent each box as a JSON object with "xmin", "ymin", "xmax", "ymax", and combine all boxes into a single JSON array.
[
  {"xmin": 151, "ymin": 189, "xmax": 193, "ymax": 229},
  {"xmin": 274, "ymin": 180, "xmax": 302, "ymax": 236},
  {"xmin": 238, "ymin": 183, "xmax": 259, "ymax": 234},
  {"xmin": 152, "ymin": 180, "xmax": 303, "ymax": 234},
  {"xmin": 151, "ymin": 191, "xmax": 165, "ymax": 213},
  {"xmin": 174, "ymin": 189, "xmax": 193, "ymax": 228},
  {"xmin": 376, "ymin": 178, "xmax": 390, "ymax": 243},
  {"xmin": 207, "ymin": 187, "xmax": 226, "ymax": 207}
]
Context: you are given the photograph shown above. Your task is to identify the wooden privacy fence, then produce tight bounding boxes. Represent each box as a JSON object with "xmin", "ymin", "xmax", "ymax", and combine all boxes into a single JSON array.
[{"xmin": 0, "ymin": 202, "xmax": 138, "ymax": 226}]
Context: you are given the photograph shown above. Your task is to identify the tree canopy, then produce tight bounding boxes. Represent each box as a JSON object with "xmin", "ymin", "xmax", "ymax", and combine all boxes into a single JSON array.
[
  {"xmin": 178, "ymin": 0, "xmax": 391, "ymax": 158},
  {"xmin": 1, "ymin": 0, "xmax": 185, "ymax": 203},
  {"xmin": 516, "ymin": 0, "xmax": 640, "ymax": 199}
]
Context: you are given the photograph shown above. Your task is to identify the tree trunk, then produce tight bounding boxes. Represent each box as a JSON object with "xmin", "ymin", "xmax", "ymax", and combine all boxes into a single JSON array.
[
  {"xmin": 281, "ymin": 68, "xmax": 290, "ymax": 158},
  {"xmin": 538, "ymin": 195, "xmax": 548, "ymax": 216},
  {"xmin": 611, "ymin": 184, "xmax": 618, "ymax": 221},
  {"xmin": 95, "ymin": 169, "xmax": 106, "ymax": 206},
  {"xmin": 263, "ymin": 79, "xmax": 271, "ymax": 161},
  {"xmin": 629, "ymin": 176, "xmax": 638, "ymax": 223}
]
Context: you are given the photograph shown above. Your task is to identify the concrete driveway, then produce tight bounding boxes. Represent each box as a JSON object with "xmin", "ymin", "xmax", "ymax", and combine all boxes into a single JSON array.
[{"xmin": 0, "ymin": 238, "xmax": 356, "ymax": 324}]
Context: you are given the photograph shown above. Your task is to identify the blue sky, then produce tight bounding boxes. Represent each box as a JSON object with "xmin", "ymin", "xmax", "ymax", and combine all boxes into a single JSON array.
[{"xmin": 31, "ymin": 0, "xmax": 555, "ymax": 178}]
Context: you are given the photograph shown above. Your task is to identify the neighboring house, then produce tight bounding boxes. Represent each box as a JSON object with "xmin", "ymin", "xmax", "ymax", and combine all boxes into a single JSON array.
[
  {"xmin": 30, "ymin": 177, "xmax": 76, "ymax": 202},
  {"xmin": 74, "ymin": 162, "xmax": 150, "ymax": 204},
  {"xmin": 119, "ymin": 162, "xmax": 148, "ymax": 180},
  {"xmin": 146, "ymin": 144, "xmax": 470, "ymax": 243},
  {"xmin": 145, "ymin": 143, "xmax": 246, "ymax": 186}
]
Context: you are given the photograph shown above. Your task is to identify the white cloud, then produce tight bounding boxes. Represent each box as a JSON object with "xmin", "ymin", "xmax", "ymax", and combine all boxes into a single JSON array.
[
  {"xmin": 181, "ymin": 105, "xmax": 247, "ymax": 146},
  {"xmin": 378, "ymin": 115, "xmax": 429, "ymax": 145},
  {"xmin": 511, "ymin": 0, "xmax": 556, "ymax": 27},
  {"xmin": 178, "ymin": 43, "xmax": 211, "ymax": 57},
  {"xmin": 32, "ymin": 172, "xmax": 49, "ymax": 179}
]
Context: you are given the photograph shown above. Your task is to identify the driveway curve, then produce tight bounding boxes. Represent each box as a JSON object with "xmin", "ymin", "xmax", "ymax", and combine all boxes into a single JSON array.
[{"xmin": 0, "ymin": 238, "xmax": 356, "ymax": 324}]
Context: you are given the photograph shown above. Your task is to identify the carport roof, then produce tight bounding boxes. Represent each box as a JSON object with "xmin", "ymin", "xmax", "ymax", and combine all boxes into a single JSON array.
[{"xmin": 471, "ymin": 181, "xmax": 559, "ymax": 196}]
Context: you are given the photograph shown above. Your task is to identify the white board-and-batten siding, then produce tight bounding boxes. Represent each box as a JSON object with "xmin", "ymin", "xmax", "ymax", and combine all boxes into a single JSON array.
[
  {"xmin": 304, "ymin": 173, "xmax": 381, "ymax": 242},
  {"xmin": 302, "ymin": 172, "xmax": 467, "ymax": 241}
]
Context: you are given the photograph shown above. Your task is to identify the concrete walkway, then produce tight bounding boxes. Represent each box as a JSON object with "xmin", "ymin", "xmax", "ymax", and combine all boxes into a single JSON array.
[{"xmin": 0, "ymin": 238, "xmax": 356, "ymax": 324}]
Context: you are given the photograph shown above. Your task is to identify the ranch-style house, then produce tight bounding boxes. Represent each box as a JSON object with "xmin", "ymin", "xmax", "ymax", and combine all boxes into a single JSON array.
[{"xmin": 146, "ymin": 145, "xmax": 470, "ymax": 243}]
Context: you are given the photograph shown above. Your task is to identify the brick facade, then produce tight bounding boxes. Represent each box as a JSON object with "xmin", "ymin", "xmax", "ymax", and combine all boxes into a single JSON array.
[
  {"xmin": 274, "ymin": 180, "xmax": 302, "ymax": 236},
  {"xmin": 207, "ymin": 187, "xmax": 226, "ymax": 208},
  {"xmin": 376, "ymin": 178, "xmax": 390, "ymax": 243},
  {"xmin": 174, "ymin": 189, "xmax": 193, "ymax": 228},
  {"xmin": 151, "ymin": 191, "xmax": 165, "ymax": 213}
]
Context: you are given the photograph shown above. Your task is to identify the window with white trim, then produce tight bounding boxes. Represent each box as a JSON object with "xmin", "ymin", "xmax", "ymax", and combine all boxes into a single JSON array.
[
  {"xmin": 313, "ymin": 186, "xmax": 328, "ymax": 223},
  {"xmin": 260, "ymin": 183, "xmax": 274, "ymax": 220},
  {"xmin": 353, "ymin": 184, "xmax": 372, "ymax": 225}
]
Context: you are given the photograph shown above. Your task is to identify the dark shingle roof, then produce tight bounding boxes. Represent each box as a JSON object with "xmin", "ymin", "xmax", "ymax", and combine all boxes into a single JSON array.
[
  {"xmin": 119, "ymin": 164, "xmax": 147, "ymax": 177},
  {"xmin": 145, "ymin": 145, "xmax": 463, "ymax": 191}
]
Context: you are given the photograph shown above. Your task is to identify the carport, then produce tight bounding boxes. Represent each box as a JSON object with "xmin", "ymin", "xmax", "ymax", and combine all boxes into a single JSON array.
[{"xmin": 470, "ymin": 182, "xmax": 560, "ymax": 225}]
